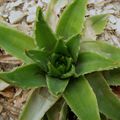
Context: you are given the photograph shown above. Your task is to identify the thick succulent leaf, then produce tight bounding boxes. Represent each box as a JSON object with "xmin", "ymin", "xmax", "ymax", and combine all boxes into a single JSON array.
[
  {"xmin": 19, "ymin": 88, "xmax": 59, "ymax": 120},
  {"xmin": 47, "ymin": 99, "xmax": 63, "ymax": 120},
  {"xmin": 103, "ymin": 69, "xmax": 120, "ymax": 85},
  {"xmin": 76, "ymin": 51, "xmax": 120, "ymax": 76},
  {"xmin": 47, "ymin": 98, "xmax": 67, "ymax": 120},
  {"xmin": 65, "ymin": 57, "xmax": 72, "ymax": 71},
  {"xmin": 45, "ymin": 0, "xmax": 58, "ymax": 30},
  {"xmin": 76, "ymin": 41, "xmax": 120, "ymax": 76},
  {"xmin": 90, "ymin": 14, "xmax": 108, "ymax": 35},
  {"xmin": 48, "ymin": 62, "xmax": 61, "ymax": 77},
  {"xmin": 82, "ymin": 14, "xmax": 108, "ymax": 41},
  {"xmin": 56, "ymin": 0, "xmax": 87, "ymax": 39},
  {"xmin": 46, "ymin": 76, "xmax": 69, "ymax": 96},
  {"xmin": 46, "ymin": 0, "xmax": 58, "ymax": 20},
  {"xmin": 48, "ymin": 62, "xmax": 75, "ymax": 79},
  {"xmin": 63, "ymin": 76, "xmax": 100, "ymax": 120},
  {"xmin": 26, "ymin": 50, "xmax": 49, "ymax": 72},
  {"xmin": 86, "ymin": 73, "xmax": 120, "ymax": 120},
  {"xmin": 55, "ymin": 39, "xmax": 69, "ymax": 56},
  {"xmin": 35, "ymin": 7, "xmax": 57, "ymax": 52},
  {"xmin": 61, "ymin": 65, "xmax": 75, "ymax": 79},
  {"xmin": 66, "ymin": 34, "xmax": 81, "ymax": 62},
  {"xmin": 0, "ymin": 64, "xmax": 46, "ymax": 89},
  {"xmin": 0, "ymin": 23, "xmax": 35, "ymax": 63},
  {"xmin": 80, "ymin": 41, "xmax": 120, "ymax": 61},
  {"xmin": 82, "ymin": 18, "xmax": 96, "ymax": 41},
  {"xmin": 59, "ymin": 102, "xmax": 68, "ymax": 120}
]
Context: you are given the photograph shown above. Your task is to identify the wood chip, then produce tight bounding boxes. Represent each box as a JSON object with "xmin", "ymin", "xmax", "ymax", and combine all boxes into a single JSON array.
[{"xmin": 0, "ymin": 103, "xmax": 3, "ymax": 113}]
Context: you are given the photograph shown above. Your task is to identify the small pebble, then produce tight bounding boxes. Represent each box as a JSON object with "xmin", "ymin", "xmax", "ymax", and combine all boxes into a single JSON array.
[
  {"xmin": 26, "ymin": 14, "xmax": 35, "ymax": 23},
  {"xmin": 0, "ymin": 116, "xmax": 3, "ymax": 120},
  {"xmin": 95, "ymin": 0, "xmax": 104, "ymax": 2},
  {"xmin": 109, "ymin": 15, "xmax": 117, "ymax": 24},
  {"xmin": 28, "ymin": 6, "xmax": 37, "ymax": 14},
  {"xmin": 9, "ymin": 117, "xmax": 14, "ymax": 120},
  {"xmin": 9, "ymin": 11, "xmax": 25, "ymax": 24},
  {"xmin": 89, "ymin": 9, "xmax": 96, "ymax": 15},
  {"xmin": 116, "ymin": 20, "xmax": 120, "ymax": 34},
  {"xmin": 13, "ymin": 0, "xmax": 24, "ymax": 7},
  {"xmin": 105, "ymin": 4, "xmax": 114, "ymax": 10},
  {"xmin": 42, "ymin": 0, "xmax": 50, "ymax": 3}
]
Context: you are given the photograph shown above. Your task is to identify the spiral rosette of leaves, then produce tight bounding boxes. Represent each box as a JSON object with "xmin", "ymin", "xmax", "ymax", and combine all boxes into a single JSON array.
[{"xmin": 1, "ymin": 0, "xmax": 120, "ymax": 120}]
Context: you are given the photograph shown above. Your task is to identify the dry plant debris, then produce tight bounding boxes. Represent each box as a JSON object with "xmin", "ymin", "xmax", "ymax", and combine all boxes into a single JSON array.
[{"xmin": 0, "ymin": 0, "xmax": 120, "ymax": 119}]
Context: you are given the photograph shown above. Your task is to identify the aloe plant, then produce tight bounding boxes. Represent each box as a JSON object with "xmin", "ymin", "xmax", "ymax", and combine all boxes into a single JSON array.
[{"xmin": 0, "ymin": 0, "xmax": 120, "ymax": 120}]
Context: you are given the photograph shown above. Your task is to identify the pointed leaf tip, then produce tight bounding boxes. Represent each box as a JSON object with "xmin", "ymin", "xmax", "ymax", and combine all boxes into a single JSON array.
[
  {"xmin": 90, "ymin": 14, "xmax": 109, "ymax": 35},
  {"xmin": 63, "ymin": 76, "xmax": 100, "ymax": 120},
  {"xmin": 0, "ymin": 23, "xmax": 35, "ymax": 63},
  {"xmin": 66, "ymin": 34, "xmax": 81, "ymax": 62},
  {"xmin": 19, "ymin": 88, "xmax": 58, "ymax": 120},
  {"xmin": 0, "ymin": 64, "xmax": 46, "ymax": 89},
  {"xmin": 35, "ymin": 7, "xmax": 57, "ymax": 52},
  {"xmin": 56, "ymin": 0, "xmax": 88, "ymax": 39},
  {"xmin": 47, "ymin": 76, "xmax": 69, "ymax": 96},
  {"xmin": 87, "ymin": 73, "xmax": 120, "ymax": 120},
  {"xmin": 26, "ymin": 50, "xmax": 49, "ymax": 72},
  {"xmin": 103, "ymin": 69, "xmax": 120, "ymax": 86},
  {"xmin": 82, "ymin": 14, "xmax": 109, "ymax": 41}
]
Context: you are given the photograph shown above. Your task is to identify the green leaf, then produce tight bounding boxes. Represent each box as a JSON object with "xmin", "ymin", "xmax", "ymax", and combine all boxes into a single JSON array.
[
  {"xmin": 35, "ymin": 7, "xmax": 57, "ymax": 52},
  {"xmin": 66, "ymin": 34, "xmax": 81, "ymax": 62},
  {"xmin": 76, "ymin": 41, "xmax": 120, "ymax": 76},
  {"xmin": 76, "ymin": 51, "xmax": 120, "ymax": 76},
  {"xmin": 103, "ymin": 69, "xmax": 120, "ymax": 86},
  {"xmin": 90, "ymin": 14, "xmax": 108, "ymax": 35},
  {"xmin": 0, "ymin": 23, "xmax": 35, "ymax": 63},
  {"xmin": 46, "ymin": 76, "xmax": 69, "ymax": 96},
  {"xmin": 61, "ymin": 65, "xmax": 75, "ymax": 79},
  {"xmin": 82, "ymin": 14, "xmax": 108, "ymax": 41},
  {"xmin": 59, "ymin": 102, "xmax": 68, "ymax": 120},
  {"xmin": 0, "ymin": 64, "xmax": 46, "ymax": 89},
  {"xmin": 47, "ymin": 98, "xmax": 67, "ymax": 120},
  {"xmin": 45, "ymin": 0, "xmax": 58, "ymax": 30},
  {"xmin": 82, "ymin": 19, "xmax": 96, "ymax": 41},
  {"xmin": 63, "ymin": 76, "xmax": 100, "ymax": 120},
  {"xmin": 19, "ymin": 88, "xmax": 59, "ymax": 120},
  {"xmin": 80, "ymin": 41, "xmax": 120, "ymax": 61},
  {"xmin": 86, "ymin": 72, "xmax": 120, "ymax": 120},
  {"xmin": 26, "ymin": 50, "xmax": 49, "ymax": 72},
  {"xmin": 46, "ymin": 0, "xmax": 58, "ymax": 20},
  {"xmin": 48, "ymin": 62, "xmax": 61, "ymax": 77},
  {"xmin": 55, "ymin": 39, "xmax": 69, "ymax": 56},
  {"xmin": 56, "ymin": 0, "xmax": 87, "ymax": 39}
]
